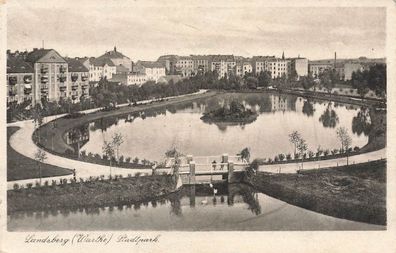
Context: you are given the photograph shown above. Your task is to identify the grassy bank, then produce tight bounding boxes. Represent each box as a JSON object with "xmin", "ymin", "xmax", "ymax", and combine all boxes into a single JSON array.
[
  {"xmin": 246, "ymin": 160, "xmax": 386, "ymax": 225},
  {"xmin": 7, "ymin": 127, "xmax": 72, "ymax": 181},
  {"xmin": 8, "ymin": 174, "xmax": 176, "ymax": 213}
]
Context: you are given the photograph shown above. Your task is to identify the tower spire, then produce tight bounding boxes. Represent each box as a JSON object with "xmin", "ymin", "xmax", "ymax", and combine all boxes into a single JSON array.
[{"xmin": 282, "ymin": 51, "xmax": 285, "ymax": 60}]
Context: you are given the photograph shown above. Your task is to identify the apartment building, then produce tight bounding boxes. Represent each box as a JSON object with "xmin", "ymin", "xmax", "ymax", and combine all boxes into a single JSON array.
[
  {"xmin": 24, "ymin": 48, "xmax": 69, "ymax": 105},
  {"xmin": 96, "ymin": 46, "xmax": 132, "ymax": 71},
  {"xmin": 265, "ymin": 58, "xmax": 290, "ymax": 79},
  {"xmin": 191, "ymin": 55, "xmax": 210, "ymax": 74},
  {"xmin": 6, "ymin": 55, "xmax": 34, "ymax": 105},
  {"xmin": 65, "ymin": 58, "xmax": 89, "ymax": 103},
  {"xmin": 88, "ymin": 57, "xmax": 116, "ymax": 82},
  {"xmin": 210, "ymin": 55, "xmax": 236, "ymax": 78},
  {"xmin": 127, "ymin": 73, "xmax": 148, "ymax": 86},
  {"xmin": 175, "ymin": 56, "xmax": 194, "ymax": 77},
  {"xmin": 133, "ymin": 61, "xmax": 166, "ymax": 82}
]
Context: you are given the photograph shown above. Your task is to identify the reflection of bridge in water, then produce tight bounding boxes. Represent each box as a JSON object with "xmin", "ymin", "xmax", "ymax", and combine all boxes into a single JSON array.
[{"xmin": 163, "ymin": 154, "xmax": 249, "ymax": 185}]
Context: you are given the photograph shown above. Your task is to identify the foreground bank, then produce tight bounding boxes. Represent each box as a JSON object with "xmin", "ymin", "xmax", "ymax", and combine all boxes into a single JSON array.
[{"xmin": 245, "ymin": 160, "xmax": 386, "ymax": 225}]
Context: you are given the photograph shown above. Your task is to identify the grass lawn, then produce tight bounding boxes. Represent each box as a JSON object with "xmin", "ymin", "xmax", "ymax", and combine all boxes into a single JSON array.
[
  {"xmin": 247, "ymin": 160, "xmax": 386, "ymax": 225},
  {"xmin": 7, "ymin": 126, "xmax": 73, "ymax": 181}
]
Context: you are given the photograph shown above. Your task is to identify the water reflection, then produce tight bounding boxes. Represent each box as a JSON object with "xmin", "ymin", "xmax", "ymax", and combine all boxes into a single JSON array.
[
  {"xmin": 65, "ymin": 124, "xmax": 90, "ymax": 154},
  {"xmin": 352, "ymin": 107, "xmax": 372, "ymax": 136},
  {"xmin": 319, "ymin": 103, "xmax": 339, "ymax": 128},
  {"xmin": 302, "ymin": 100, "xmax": 315, "ymax": 117}
]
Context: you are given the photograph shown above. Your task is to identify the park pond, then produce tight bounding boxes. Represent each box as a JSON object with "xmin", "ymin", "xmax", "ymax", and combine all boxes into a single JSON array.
[
  {"xmin": 7, "ymin": 183, "xmax": 384, "ymax": 231},
  {"xmin": 76, "ymin": 92, "xmax": 371, "ymax": 163}
]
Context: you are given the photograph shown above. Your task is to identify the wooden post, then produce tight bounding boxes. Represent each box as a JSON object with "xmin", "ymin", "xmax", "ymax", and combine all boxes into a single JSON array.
[
  {"xmin": 228, "ymin": 162, "xmax": 234, "ymax": 183},
  {"xmin": 189, "ymin": 161, "xmax": 196, "ymax": 185}
]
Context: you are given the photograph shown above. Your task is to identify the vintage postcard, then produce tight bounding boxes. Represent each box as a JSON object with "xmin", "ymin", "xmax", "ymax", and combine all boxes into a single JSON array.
[{"xmin": 1, "ymin": 0, "xmax": 395, "ymax": 252}]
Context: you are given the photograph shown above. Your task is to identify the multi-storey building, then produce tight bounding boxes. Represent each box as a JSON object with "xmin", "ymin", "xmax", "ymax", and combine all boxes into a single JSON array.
[
  {"xmin": 127, "ymin": 73, "xmax": 148, "ymax": 86},
  {"xmin": 210, "ymin": 55, "xmax": 236, "ymax": 78},
  {"xmin": 6, "ymin": 55, "xmax": 34, "ymax": 106},
  {"xmin": 65, "ymin": 58, "xmax": 89, "ymax": 103},
  {"xmin": 133, "ymin": 61, "xmax": 166, "ymax": 82},
  {"xmin": 175, "ymin": 56, "xmax": 194, "ymax": 77},
  {"xmin": 191, "ymin": 55, "xmax": 210, "ymax": 75},
  {"xmin": 265, "ymin": 58, "xmax": 290, "ymax": 79},
  {"xmin": 289, "ymin": 57, "xmax": 309, "ymax": 78},
  {"xmin": 88, "ymin": 57, "xmax": 116, "ymax": 82},
  {"xmin": 309, "ymin": 60, "xmax": 334, "ymax": 78},
  {"xmin": 236, "ymin": 60, "xmax": 253, "ymax": 77},
  {"xmin": 24, "ymin": 48, "xmax": 69, "ymax": 105},
  {"xmin": 251, "ymin": 56, "xmax": 276, "ymax": 74}
]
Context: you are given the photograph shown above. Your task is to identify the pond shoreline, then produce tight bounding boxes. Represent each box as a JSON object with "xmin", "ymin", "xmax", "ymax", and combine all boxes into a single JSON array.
[{"xmin": 31, "ymin": 89, "xmax": 385, "ymax": 171}]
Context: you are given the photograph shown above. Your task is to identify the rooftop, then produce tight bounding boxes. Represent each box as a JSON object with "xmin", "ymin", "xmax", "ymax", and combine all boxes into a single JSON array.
[
  {"xmin": 136, "ymin": 61, "xmax": 165, "ymax": 68},
  {"xmin": 65, "ymin": 57, "xmax": 89, "ymax": 72},
  {"xmin": 7, "ymin": 55, "xmax": 34, "ymax": 74},
  {"xmin": 97, "ymin": 46, "xmax": 130, "ymax": 60}
]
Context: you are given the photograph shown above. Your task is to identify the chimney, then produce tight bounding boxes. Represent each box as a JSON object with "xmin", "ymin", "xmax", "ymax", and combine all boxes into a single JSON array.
[
  {"xmin": 114, "ymin": 46, "xmax": 117, "ymax": 52},
  {"xmin": 334, "ymin": 52, "xmax": 337, "ymax": 67}
]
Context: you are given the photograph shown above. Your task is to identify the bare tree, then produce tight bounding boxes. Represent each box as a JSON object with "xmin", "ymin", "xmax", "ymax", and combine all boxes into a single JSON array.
[
  {"xmin": 297, "ymin": 138, "xmax": 308, "ymax": 170},
  {"xmin": 112, "ymin": 132, "xmax": 124, "ymax": 163},
  {"xmin": 289, "ymin": 131, "xmax": 301, "ymax": 158},
  {"xmin": 34, "ymin": 149, "xmax": 47, "ymax": 185},
  {"xmin": 336, "ymin": 127, "xmax": 352, "ymax": 165},
  {"xmin": 102, "ymin": 140, "xmax": 115, "ymax": 176}
]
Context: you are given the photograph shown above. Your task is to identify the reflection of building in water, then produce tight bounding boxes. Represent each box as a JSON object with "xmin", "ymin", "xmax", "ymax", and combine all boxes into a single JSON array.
[
  {"xmin": 66, "ymin": 124, "xmax": 90, "ymax": 150},
  {"xmin": 269, "ymin": 95, "xmax": 296, "ymax": 112}
]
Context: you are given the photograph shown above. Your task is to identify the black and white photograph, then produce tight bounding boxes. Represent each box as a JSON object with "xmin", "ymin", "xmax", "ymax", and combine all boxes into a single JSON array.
[{"xmin": 1, "ymin": 0, "xmax": 395, "ymax": 252}]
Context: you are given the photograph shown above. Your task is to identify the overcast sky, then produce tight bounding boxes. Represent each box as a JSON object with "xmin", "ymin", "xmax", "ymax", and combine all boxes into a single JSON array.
[{"xmin": 7, "ymin": 0, "xmax": 386, "ymax": 61}]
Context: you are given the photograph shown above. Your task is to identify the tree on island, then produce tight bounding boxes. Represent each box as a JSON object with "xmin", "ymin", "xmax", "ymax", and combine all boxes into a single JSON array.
[{"xmin": 239, "ymin": 147, "xmax": 251, "ymax": 163}]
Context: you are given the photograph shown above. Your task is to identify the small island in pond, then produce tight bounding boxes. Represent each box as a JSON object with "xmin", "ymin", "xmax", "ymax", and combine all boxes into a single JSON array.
[{"xmin": 201, "ymin": 100, "xmax": 258, "ymax": 124}]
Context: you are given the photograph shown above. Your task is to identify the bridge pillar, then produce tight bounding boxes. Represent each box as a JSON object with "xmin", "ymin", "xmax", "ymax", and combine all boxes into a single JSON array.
[
  {"xmin": 222, "ymin": 154, "xmax": 229, "ymax": 180},
  {"xmin": 228, "ymin": 162, "xmax": 234, "ymax": 183},
  {"xmin": 222, "ymin": 153, "xmax": 229, "ymax": 163},
  {"xmin": 189, "ymin": 161, "xmax": 196, "ymax": 184},
  {"xmin": 187, "ymin": 155, "xmax": 193, "ymax": 164}
]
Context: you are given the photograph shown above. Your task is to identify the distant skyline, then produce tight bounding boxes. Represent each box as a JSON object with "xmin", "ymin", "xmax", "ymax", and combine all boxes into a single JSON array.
[{"xmin": 7, "ymin": 0, "xmax": 386, "ymax": 61}]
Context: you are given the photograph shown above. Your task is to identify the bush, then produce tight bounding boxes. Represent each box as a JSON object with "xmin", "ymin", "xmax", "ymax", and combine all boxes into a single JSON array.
[
  {"xmin": 44, "ymin": 180, "xmax": 49, "ymax": 187},
  {"xmin": 274, "ymin": 156, "xmax": 279, "ymax": 162},
  {"xmin": 294, "ymin": 153, "xmax": 300, "ymax": 159},
  {"xmin": 102, "ymin": 155, "xmax": 108, "ymax": 160},
  {"xmin": 13, "ymin": 183, "xmax": 19, "ymax": 191},
  {"xmin": 52, "ymin": 180, "xmax": 57, "ymax": 187},
  {"xmin": 119, "ymin": 155, "xmax": 124, "ymax": 163},
  {"xmin": 94, "ymin": 154, "xmax": 101, "ymax": 160},
  {"xmin": 331, "ymin": 149, "xmax": 338, "ymax": 155},
  {"xmin": 80, "ymin": 150, "xmax": 86, "ymax": 157},
  {"xmin": 286, "ymin": 153, "xmax": 292, "ymax": 160},
  {"xmin": 278, "ymin": 153, "xmax": 285, "ymax": 161},
  {"xmin": 126, "ymin": 157, "xmax": 131, "ymax": 163},
  {"xmin": 323, "ymin": 149, "xmax": 330, "ymax": 156},
  {"xmin": 135, "ymin": 172, "xmax": 141, "ymax": 177},
  {"xmin": 267, "ymin": 158, "xmax": 273, "ymax": 163},
  {"xmin": 27, "ymin": 183, "xmax": 33, "ymax": 189},
  {"xmin": 308, "ymin": 151, "xmax": 315, "ymax": 158},
  {"xmin": 354, "ymin": 146, "xmax": 360, "ymax": 152},
  {"xmin": 88, "ymin": 152, "xmax": 94, "ymax": 158},
  {"xmin": 35, "ymin": 181, "xmax": 41, "ymax": 188}
]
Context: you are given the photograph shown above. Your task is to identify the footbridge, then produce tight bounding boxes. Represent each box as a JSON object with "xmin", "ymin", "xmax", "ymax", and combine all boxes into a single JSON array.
[{"xmin": 164, "ymin": 154, "xmax": 249, "ymax": 185}]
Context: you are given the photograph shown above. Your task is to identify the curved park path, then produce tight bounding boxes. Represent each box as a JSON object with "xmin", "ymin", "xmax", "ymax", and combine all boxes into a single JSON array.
[{"xmin": 7, "ymin": 89, "xmax": 386, "ymax": 189}]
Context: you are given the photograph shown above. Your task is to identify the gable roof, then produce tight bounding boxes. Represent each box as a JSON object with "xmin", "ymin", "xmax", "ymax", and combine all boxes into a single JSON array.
[
  {"xmin": 65, "ymin": 57, "xmax": 89, "ymax": 72},
  {"xmin": 7, "ymin": 56, "xmax": 34, "ymax": 73},
  {"xmin": 25, "ymin": 49, "xmax": 66, "ymax": 63}
]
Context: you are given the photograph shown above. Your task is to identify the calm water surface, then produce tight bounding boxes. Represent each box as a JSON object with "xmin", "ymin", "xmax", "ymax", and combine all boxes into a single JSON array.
[
  {"xmin": 80, "ymin": 92, "xmax": 370, "ymax": 163},
  {"xmin": 8, "ymin": 183, "xmax": 383, "ymax": 231}
]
